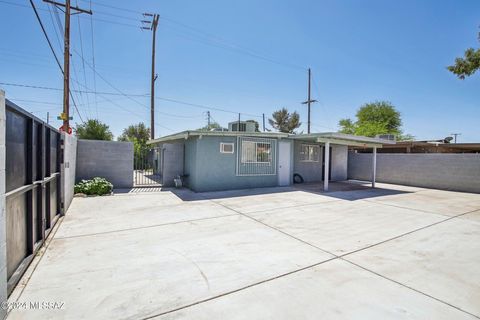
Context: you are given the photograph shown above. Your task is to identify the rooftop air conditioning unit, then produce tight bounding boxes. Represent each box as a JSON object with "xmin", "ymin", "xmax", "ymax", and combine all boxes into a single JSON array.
[
  {"xmin": 228, "ymin": 121, "xmax": 256, "ymax": 133},
  {"xmin": 376, "ymin": 134, "xmax": 396, "ymax": 141}
]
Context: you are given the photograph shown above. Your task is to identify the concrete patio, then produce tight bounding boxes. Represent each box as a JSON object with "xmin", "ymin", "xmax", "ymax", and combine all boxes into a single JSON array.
[{"xmin": 5, "ymin": 182, "xmax": 480, "ymax": 320}]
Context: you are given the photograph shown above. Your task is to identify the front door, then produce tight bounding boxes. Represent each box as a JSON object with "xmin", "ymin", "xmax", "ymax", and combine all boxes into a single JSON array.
[{"xmin": 278, "ymin": 141, "xmax": 291, "ymax": 186}]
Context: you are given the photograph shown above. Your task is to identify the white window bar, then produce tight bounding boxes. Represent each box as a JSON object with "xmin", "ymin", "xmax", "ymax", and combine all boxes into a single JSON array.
[{"xmin": 236, "ymin": 137, "xmax": 277, "ymax": 176}]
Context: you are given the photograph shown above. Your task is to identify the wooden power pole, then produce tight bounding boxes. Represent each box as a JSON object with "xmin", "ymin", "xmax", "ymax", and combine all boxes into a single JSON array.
[
  {"xmin": 43, "ymin": 0, "xmax": 91, "ymax": 133},
  {"xmin": 301, "ymin": 68, "xmax": 317, "ymax": 134},
  {"xmin": 143, "ymin": 13, "xmax": 160, "ymax": 139}
]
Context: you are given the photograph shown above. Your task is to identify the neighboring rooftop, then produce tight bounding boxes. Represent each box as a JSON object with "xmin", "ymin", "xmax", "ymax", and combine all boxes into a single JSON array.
[{"xmin": 354, "ymin": 140, "xmax": 480, "ymax": 153}]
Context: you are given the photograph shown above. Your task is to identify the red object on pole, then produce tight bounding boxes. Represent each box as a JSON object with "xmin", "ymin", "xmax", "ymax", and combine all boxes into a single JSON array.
[{"xmin": 59, "ymin": 126, "xmax": 72, "ymax": 134}]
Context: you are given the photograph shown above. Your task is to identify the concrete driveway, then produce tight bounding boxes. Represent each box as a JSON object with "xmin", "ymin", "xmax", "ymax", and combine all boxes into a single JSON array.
[{"xmin": 6, "ymin": 182, "xmax": 480, "ymax": 320}]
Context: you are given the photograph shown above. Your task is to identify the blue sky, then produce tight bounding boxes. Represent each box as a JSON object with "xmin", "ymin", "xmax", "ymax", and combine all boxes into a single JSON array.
[{"xmin": 1, "ymin": 0, "xmax": 479, "ymax": 141}]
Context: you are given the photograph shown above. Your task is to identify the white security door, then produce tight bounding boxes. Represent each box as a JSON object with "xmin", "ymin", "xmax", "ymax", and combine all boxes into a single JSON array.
[{"xmin": 278, "ymin": 141, "xmax": 291, "ymax": 186}]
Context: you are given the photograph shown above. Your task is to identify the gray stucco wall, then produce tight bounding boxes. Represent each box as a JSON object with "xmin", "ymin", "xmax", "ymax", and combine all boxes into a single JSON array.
[
  {"xmin": 331, "ymin": 145, "xmax": 348, "ymax": 181},
  {"xmin": 293, "ymin": 141, "xmax": 323, "ymax": 182},
  {"xmin": 184, "ymin": 138, "xmax": 198, "ymax": 190},
  {"xmin": 0, "ymin": 90, "xmax": 6, "ymax": 320},
  {"xmin": 161, "ymin": 143, "xmax": 184, "ymax": 187},
  {"xmin": 76, "ymin": 140, "xmax": 133, "ymax": 188},
  {"xmin": 61, "ymin": 133, "xmax": 77, "ymax": 213},
  {"xmin": 292, "ymin": 142, "xmax": 347, "ymax": 182},
  {"xmin": 348, "ymin": 152, "xmax": 480, "ymax": 193},
  {"xmin": 186, "ymin": 136, "xmax": 280, "ymax": 192}
]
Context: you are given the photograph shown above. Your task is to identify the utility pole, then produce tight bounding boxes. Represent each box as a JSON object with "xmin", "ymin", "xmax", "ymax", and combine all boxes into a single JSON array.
[
  {"xmin": 143, "ymin": 13, "xmax": 160, "ymax": 140},
  {"xmin": 47, "ymin": 112, "xmax": 50, "ymax": 124},
  {"xmin": 451, "ymin": 133, "xmax": 461, "ymax": 143},
  {"xmin": 206, "ymin": 111, "xmax": 211, "ymax": 128},
  {"xmin": 301, "ymin": 68, "xmax": 317, "ymax": 134},
  {"xmin": 43, "ymin": 0, "xmax": 92, "ymax": 133},
  {"xmin": 262, "ymin": 113, "xmax": 266, "ymax": 132}
]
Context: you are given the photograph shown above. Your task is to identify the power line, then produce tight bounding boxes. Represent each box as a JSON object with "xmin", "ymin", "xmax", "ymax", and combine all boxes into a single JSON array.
[
  {"xmin": 50, "ymin": 2, "xmax": 89, "ymax": 122},
  {"xmin": 0, "ymin": 81, "xmax": 146, "ymax": 96},
  {"xmin": 0, "ymin": 82, "xmax": 263, "ymax": 118},
  {"xmin": 89, "ymin": 0, "xmax": 99, "ymax": 119},
  {"xmin": 48, "ymin": 2, "xmax": 88, "ymax": 121},
  {"xmin": 28, "ymin": 0, "xmax": 63, "ymax": 71},
  {"xmin": 28, "ymin": 0, "xmax": 85, "ymax": 124},
  {"xmin": 75, "ymin": 0, "xmax": 92, "ymax": 118},
  {"xmin": 154, "ymin": 96, "xmax": 262, "ymax": 118},
  {"xmin": 77, "ymin": 0, "xmax": 307, "ymax": 71},
  {"xmin": 78, "ymin": 0, "xmax": 142, "ymax": 14},
  {"xmin": 6, "ymin": 0, "xmax": 308, "ymax": 71},
  {"xmin": 58, "ymin": 45, "xmax": 267, "ymax": 120}
]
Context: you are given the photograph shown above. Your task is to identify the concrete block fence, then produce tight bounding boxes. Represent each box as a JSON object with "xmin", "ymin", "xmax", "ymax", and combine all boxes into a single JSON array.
[{"xmin": 348, "ymin": 152, "xmax": 480, "ymax": 193}]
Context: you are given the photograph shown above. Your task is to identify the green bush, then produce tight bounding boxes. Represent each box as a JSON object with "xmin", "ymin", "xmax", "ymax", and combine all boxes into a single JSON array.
[{"xmin": 74, "ymin": 177, "xmax": 113, "ymax": 196}]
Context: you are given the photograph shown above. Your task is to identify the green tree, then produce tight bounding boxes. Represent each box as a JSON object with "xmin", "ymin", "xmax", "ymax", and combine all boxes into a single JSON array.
[
  {"xmin": 447, "ymin": 31, "xmax": 480, "ymax": 79},
  {"xmin": 75, "ymin": 119, "xmax": 113, "ymax": 140},
  {"xmin": 268, "ymin": 108, "xmax": 301, "ymax": 133},
  {"xmin": 338, "ymin": 101, "xmax": 412, "ymax": 140},
  {"xmin": 338, "ymin": 119, "xmax": 356, "ymax": 135},
  {"xmin": 197, "ymin": 121, "xmax": 223, "ymax": 131},
  {"xmin": 118, "ymin": 123, "xmax": 150, "ymax": 143},
  {"xmin": 118, "ymin": 123, "xmax": 151, "ymax": 166}
]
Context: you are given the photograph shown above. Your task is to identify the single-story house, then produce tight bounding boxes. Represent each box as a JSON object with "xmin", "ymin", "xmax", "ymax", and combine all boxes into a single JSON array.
[{"xmin": 147, "ymin": 122, "xmax": 394, "ymax": 192}]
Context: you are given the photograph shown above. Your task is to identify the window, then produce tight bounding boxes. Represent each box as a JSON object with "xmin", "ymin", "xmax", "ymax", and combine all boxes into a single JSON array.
[
  {"xmin": 300, "ymin": 144, "xmax": 320, "ymax": 162},
  {"xmin": 236, "ymin": 137, "xmax": 277, "ymax": 176},
  {"xmin": 220, "ymin": 142, "xmax": 234, "ymax": 154},
  {"xmin": 241, "ymin": 141, "xmax": 272, "ymax": 163}
]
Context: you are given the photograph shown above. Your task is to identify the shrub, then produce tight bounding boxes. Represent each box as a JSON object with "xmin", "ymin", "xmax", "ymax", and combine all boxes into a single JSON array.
[{"xmin": 74, "ymin": 177, "xmax": 113, "ymax": 196}]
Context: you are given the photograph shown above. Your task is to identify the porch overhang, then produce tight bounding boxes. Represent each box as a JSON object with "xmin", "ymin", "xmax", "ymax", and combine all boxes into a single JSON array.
[
  {"xmin": 290, "ymin": 132, "xmax": 394, "ymax": 148},
  {"xmin": 290, "ymin": 132, "xmax": 394, "ymax": 191}
]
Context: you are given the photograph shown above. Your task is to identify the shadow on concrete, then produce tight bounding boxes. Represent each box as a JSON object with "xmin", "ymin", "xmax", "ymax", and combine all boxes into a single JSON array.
[{"xmin": 166, "ymin": 181, "xmax": 412, "ymax": 202}]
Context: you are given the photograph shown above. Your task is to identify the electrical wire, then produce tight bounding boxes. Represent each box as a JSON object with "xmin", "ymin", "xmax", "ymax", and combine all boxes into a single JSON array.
[
  {"xmin": 89, "ymin": 0, "xmax": 99, "ymax": 119},
  {"xmin": 75, "ymin": 0, "xmax": 307, "ymax": 71},
  {"xmin": 27, "ymin": 0, "xmax": 85, "ymax": 124},
  {"xmin": 0, "ymin": 82, "xmax": 264, "ymax": 119},
  {"xmin": 6, "ymin": 0, "xmax": 307, "ymax": 71},
  {"xmin": 49, "ymin": 3, "xmax": 88, "ymax": 121},
  {"xmin": 76, "ymin": 0, "xmax": 92, "ymax": 119},
  {"xmin": 28, "ymin": 0, "xmax": 63, "ymax": 71}
]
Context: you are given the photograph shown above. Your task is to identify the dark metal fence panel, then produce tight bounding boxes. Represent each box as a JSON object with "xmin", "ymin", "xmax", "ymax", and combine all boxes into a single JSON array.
[
  {"xmin": 134, "ymin": 147, "xmax": 162, "ymax": 186},
  {"xmin": 4, "ymin": 100, "xmax": 62, "ymax": 296},
  {"xmin": 5, "ymin": 110, "xmax": 28, "ymax": 192}
]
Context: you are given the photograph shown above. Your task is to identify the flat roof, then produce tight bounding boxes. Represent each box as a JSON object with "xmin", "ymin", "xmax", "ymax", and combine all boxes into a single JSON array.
[
  {"xmin": 147, "ymin": 130, "xmax": 289, "ymax": 144},
  {"xmin": 147, "ymin": 130, "xmax": 394, "ymax": 147}
]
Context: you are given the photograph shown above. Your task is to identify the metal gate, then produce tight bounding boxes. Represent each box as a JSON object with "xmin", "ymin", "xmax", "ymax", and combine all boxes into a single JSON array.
[
  {"xmin": 5, "ymin": 100, "xmax": 62, "ymax": 295},
  {"xmin": 134, "ymin": 147, "xmax": 162, "ymax": 186}
]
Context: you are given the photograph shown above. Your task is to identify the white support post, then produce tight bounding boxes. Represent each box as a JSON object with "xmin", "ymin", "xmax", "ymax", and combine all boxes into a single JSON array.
[
  {"xmin": 324, "ymin": 142, "xmax": 330, "ymax": 191},
  {"xmin": 0, "ymin": 90, "xmax": 7, "ymax": 320},
  {"xmin": 372, "ymin": 146, "xmax": 377, "ymax": 188}
]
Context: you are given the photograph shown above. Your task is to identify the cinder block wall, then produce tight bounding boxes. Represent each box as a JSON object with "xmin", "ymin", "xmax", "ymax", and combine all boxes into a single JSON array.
[
  {"xmin": 348, "ymin": 152, "xmax": 480, "ymax": 193},
  {"xmin": 76, "ymin": 140, "xmax": 133, "ymax": 188},
  {"xmin": 0, "ymin": 90, "xmax": 7, "ymax": 320},
  {"xmin": 61, "ymin": 133, "xmax": 77, "ymax": 212}
]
